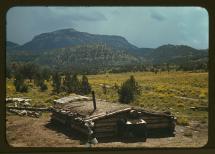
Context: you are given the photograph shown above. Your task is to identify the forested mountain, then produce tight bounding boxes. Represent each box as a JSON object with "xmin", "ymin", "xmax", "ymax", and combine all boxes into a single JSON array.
[
  {"xmin": 13, "ymin": 28, "xmax": 138, "ymax": 52},
  {"xmin": 146, "ymin": 44, "xmax": 207, "ymax": 64},
  {"xmin": 6, "ymin": 28, "xmax": 208, "ymax": 73}
]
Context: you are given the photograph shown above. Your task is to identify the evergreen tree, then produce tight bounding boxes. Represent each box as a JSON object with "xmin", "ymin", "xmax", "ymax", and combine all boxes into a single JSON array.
[
  {"xmin": 52, "ymin": 72, "xmax": 61, "ymax": 93},
  {"xmin": 118, "ymin": 75, "xmax": 141, "ymax": 104},
  {"xmin": 80, "ymin": 75, "xmax": 91, "ymax": 95},
  {"xmin": 34, "ymin": 71, "xmax": 43, "ymax": 86},
  {"xmin": 14, "ymin": 72, "xmax": 28, "ymax": 93},
  {"xmin": 70, "ymin": 74, "xmax": 81, "ymax": 94},
  {"xmin": 18, "ymin": 63, "xmax": 37, "ymax": 81},
  {"xmin": 39, "ymin": 81, "xmax": 48, "ymax": 91},
  {"xmin": 41, "ymin": 68, "xmax": 51, "ymax": 81},
  {"xmin": 63, "ymin": 73, "xmax": 72, "ymax": 93}
]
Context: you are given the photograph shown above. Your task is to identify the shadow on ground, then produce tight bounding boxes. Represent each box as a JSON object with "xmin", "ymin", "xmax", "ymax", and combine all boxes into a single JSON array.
[{"xmin": 45, "ymin": 120, "xmax": 88, "ymax": 144}]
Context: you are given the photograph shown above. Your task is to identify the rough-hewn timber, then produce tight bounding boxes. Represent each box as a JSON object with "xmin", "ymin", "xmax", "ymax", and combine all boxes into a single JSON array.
[{"xmin": 51, "ymin": 94, "xmax": 176, "ymax": 142}]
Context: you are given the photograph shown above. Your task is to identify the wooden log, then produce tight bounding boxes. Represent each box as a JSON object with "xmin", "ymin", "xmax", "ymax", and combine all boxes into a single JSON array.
[
  {"xmin": 94, "ymin": 132, "xmax": 115, "ymax": 138},
  {"xmin": 85, "ymin": 113, "xmax": 106, "ymax": 120},
  {"xmin": 85, "ymin": 107, "xmax": 131, "ymax": 122},
  {"xmin": 7, "ymin": 106, "xmax": 50, "ymax": 112},
  {"xmin": 51, "ymin": 115, "xmax": 66, "ymax": 124},
  {"xmin": 135, "ymin": 108, "xmax": 172, "ymax": 117},
  {"xmin": 140, "ymin": 116, "xmax": 170, "ymax": 120},
  {"xmin": 144, "ymin": 118, "xmax": 170, "ymax": 124},
  {"xmin": 70, "ymin": 124, "xmax": 89, "ymax": 135},
  {"xmin": 95, "ymin": 122, "xmax": 116, "ymax": 127},
  {"xmin": 94, "ymin": 127, "xmax": 116, "ymax": 133},
  {"xmin": 147, "ymin": 123, "xmax": 170, "ymax": 129},
  {"xmin": 94, "ymin": 117, "xmax": 118, "ymax": 123},
  {"xmin": 94, "ymin": 125, "xmax": 116, "ymax": 130}
]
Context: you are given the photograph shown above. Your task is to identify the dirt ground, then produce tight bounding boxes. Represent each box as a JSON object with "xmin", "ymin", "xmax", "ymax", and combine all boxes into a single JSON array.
[{"xmin": 6, "ymin": 113, "xmax": 208, "ymax": 148}]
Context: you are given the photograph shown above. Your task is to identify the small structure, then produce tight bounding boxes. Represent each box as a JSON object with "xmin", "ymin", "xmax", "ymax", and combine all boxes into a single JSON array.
[{"xmin": 51, "ymin": 93, "xmax": 176, "ymax": 142}]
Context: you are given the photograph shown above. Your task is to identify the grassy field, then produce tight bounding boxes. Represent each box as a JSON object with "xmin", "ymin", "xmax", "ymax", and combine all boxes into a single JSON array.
[{"xmin": 6, "ymin": 71, "xmax": 208, "ymax": 125}]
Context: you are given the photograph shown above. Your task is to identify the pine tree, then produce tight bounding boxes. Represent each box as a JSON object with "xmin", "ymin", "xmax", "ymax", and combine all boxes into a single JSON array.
[
  {"xmin": 70, "ymin": 74, "xmax": 81, "ymax": 94},
  {"xmin": 14, "ymin": 72, "xmax": 28, "ymax": 93},
  {"xmin": 63, "ymin": 73, "xmax": 72, "ymax": 93},
  {"xmin": 52, "ymin": 72, "xmax": 61, "ymax": 93},
  {"xmin": 118, "ymin": 75, "xmax": 141, "ymax": 104},
  {"xmin": 39, "ymin": 80, "xmax": 48, "ymax": 91},
  {"xmin": 80, "ymin": 75, "xmax": 91, "ymax": 95}
]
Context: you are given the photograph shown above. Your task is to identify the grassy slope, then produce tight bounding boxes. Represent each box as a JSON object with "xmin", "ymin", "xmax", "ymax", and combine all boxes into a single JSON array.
[{"xmin": 6, "ymin": 71, "xmax": 208, "ymax": 124}]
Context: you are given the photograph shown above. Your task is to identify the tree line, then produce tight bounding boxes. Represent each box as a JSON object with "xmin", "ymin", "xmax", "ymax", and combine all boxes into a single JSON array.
[{"xmin": 7, "ymin": 62, "xmax": 142, "ymax": 104}]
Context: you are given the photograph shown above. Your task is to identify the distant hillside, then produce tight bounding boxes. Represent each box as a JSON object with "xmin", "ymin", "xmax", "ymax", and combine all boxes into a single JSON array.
[
  {"xmin": 6, "ymin": 41, "xmax": 20, "ymax": 50},
  {"xmin": 7, "ymin": 44, "xmax": 141, "ymax": 73},
  {"xmin": 145, "ymin": 44, "xmax": 208, "ymax": 64},
  {"xmin": 6, "ymin": 28, "xmax": 208, "ymax": 73},
  {"xmin": 14, "ymin": 28, "xmax": 138, "ymax": 52}
]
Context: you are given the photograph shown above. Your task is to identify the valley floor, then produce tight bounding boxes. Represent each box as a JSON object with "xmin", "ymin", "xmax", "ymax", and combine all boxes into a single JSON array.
[{"xmin": 6, "ymin": 71, "xmax": 208, "ymax": 148}]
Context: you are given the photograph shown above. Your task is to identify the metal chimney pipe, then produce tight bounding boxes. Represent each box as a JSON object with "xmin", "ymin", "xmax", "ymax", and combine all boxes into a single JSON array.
[{"xmin": 92, "ymin": 91, "xmax": 96, "ymax": 110}]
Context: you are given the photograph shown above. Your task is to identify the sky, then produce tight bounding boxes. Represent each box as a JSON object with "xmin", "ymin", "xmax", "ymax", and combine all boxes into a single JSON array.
[{"xmin": 6, "ymin": 7, "xmax": 208, "ymax": 49}]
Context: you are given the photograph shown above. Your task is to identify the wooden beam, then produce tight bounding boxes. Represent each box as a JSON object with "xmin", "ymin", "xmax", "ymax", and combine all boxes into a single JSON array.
[
  {"xmin": 147, "ymin": 123, "xmax": 170, "ymax": 129},
  {"xmin": 85, "ymin": 107, "xmax": 131, "ymax": 122}
]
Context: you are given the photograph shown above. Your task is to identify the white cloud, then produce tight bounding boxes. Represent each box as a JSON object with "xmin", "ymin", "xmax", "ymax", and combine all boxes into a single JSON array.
[{"xmin": 6, "ymin": 6, "xmax": 208, "ymax": 49}]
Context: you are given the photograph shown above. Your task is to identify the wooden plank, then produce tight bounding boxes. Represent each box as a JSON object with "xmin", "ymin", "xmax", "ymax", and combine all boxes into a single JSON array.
[{"xmin": 85, "ymin": 113, "xmax": 106, "ymax": 120}]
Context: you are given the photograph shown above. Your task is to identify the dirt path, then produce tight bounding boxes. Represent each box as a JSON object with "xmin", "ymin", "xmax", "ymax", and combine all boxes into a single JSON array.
[{"xmin": 6, "ymin": 113, "xmax": 208, "ymax": 148}]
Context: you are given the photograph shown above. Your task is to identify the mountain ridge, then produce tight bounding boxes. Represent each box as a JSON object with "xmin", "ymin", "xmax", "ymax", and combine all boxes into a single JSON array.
[
  {"xmin": 13, "ymin": 28, "xmax": 138, "ymax": 52},
  {"xmin": 6, "ymin": 28, "xmax": 208, "ymax": 73}
]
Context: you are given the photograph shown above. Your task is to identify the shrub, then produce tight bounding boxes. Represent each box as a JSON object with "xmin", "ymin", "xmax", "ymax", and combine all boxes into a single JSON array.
[
  {"xmin": 14, "ymin": 73, "xmax": 28, "ymax": 93},
  {"xmin": 177, "ymin": 117, "xmax": 189, "ymax": 126},
  {"xmin": 39, "ymin": 81, "xmax": 48, "ymax": 91},
  {"xmin": 52, "ymin": 72, "xmax": 61, "ymax": 93},
  {"xmin": 118, "ymin": 75, "xmax": 141, "ymax": 104}
]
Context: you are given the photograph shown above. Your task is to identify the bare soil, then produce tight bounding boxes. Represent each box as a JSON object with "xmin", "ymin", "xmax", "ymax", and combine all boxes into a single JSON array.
[{"xmin": 6, "ymin": 113, "xmax": 208, "ymax": 148}]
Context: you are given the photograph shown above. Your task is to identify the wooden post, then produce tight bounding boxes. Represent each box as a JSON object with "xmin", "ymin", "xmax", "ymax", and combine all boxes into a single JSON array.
[{"xmin": 92, "ymin": 91, "xmax": 96, "ymax": 110}]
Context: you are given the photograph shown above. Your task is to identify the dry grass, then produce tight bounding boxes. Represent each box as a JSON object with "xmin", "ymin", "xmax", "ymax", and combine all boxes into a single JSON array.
[
  {"xmin": 87, "ymin": 71, "xmax": 208, "ymax": 124},
  {"xmin": 6, "ymin": 71, "xmax": 208, "ymax": 124}
]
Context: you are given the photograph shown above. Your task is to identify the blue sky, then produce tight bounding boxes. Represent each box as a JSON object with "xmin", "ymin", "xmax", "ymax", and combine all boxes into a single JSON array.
[{"xmin": 7, "ymin": 7, "xmax": 208, "ymax": 49}]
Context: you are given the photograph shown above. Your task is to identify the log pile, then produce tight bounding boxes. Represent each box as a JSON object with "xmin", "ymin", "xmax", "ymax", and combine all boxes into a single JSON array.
[
  {"xmin": 6, "ymin": 97, "xmax": 47, "ymax": 118},
  {"xmin": 6, "ymin": 97, "xmax": 31, "ymax": 107},
  {"xmin": 8, "ymin": 108, "xmax": 41, "ymax": 118}
]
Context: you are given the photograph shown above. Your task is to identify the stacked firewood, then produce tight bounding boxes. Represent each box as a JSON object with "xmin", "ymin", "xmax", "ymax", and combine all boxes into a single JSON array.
[{"xmin": 6, "ymin": 97, "xmax": 45, "ymax": 118}]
